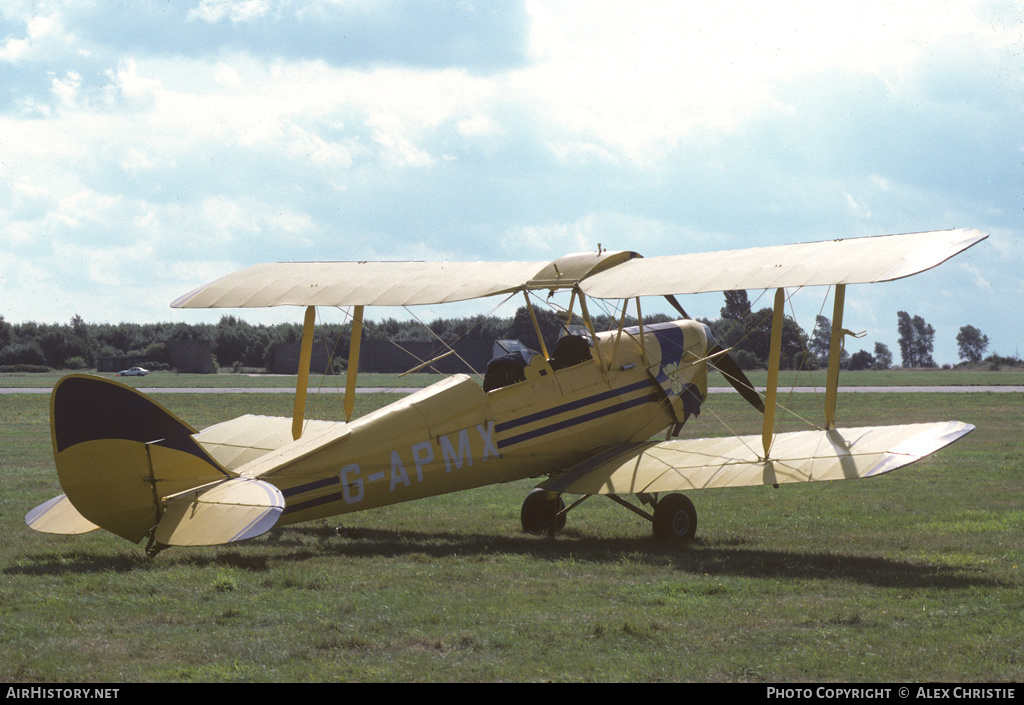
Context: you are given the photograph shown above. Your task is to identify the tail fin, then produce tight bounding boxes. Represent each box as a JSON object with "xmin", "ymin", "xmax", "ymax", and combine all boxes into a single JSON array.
[{"xmin": 46, "ymin": 375, "xmax": 236, "ymax": 544}]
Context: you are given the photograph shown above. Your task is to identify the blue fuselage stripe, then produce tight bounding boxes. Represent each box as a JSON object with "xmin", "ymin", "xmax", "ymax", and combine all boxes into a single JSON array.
[
  {"xmin": 497, "ymin": 389, "xmax": 654, "ymax": 449},
  {"xmin": 283, "ymin": 491, "xmax": 344, "ymax": 514},
  {"xmin": 281, "ymin": 476, "xmax": 338, "ymax": 498},
  {"xmin": 495, "ymin": 379, "xmax": 653, "ymax": 434}
]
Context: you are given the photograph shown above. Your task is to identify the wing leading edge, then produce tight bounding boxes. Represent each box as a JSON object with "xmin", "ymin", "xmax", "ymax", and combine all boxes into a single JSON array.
[{"xmin": 540, "ymin": 421, "xmax": 974, "ymax": 495}]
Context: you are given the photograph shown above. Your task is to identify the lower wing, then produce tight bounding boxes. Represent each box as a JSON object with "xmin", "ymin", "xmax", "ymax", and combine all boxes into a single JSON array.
[{"xmin": 540, "ymin": 421, "xmax": 974, "ymax": 495}]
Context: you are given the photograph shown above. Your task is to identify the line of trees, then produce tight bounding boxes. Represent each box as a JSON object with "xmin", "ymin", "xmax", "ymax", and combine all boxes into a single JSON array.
[
  {"xmin": 0, "ymin": 296, "xmax": 1014, "ymax": 372},
  {"xmin": 0, "ymin": 312, "xmax": 531, "ymax": 372}
]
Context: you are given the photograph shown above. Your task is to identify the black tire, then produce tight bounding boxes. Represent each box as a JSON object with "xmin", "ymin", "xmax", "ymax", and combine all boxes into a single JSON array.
[
  {"xmin": 521, "ymin": 489, "xmax": 567, "ymax": 533},
  {"xmin": 652, "ymin": 493, "xmax": 697, "ymax": 542}
]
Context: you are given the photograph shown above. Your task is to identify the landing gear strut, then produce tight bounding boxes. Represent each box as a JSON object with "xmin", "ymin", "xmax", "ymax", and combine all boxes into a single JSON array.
[{"xmin": 144, "ymin": 529, "xmax": 167, "ymax": 558}]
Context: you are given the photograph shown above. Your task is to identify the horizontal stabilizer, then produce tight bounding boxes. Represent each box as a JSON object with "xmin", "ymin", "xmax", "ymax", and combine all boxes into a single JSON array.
[
  {"xmin": 25, "ymin": 494, "xmax": 100, "ymax": 535},
  {"xmin": 195, "ymin": 414, "xmax": 343, "ymax": 471},
  {"xmin": 541, "ymin": 421, "xmax": 974, "ymax": 495},
  {"xmin": 154, "ymin": 477, "xmax": 285, "ymax": 547}
]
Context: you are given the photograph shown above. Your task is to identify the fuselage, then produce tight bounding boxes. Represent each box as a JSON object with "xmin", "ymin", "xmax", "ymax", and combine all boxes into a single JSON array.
[{"xmin": 210, "ymin": 319, "xmax": 712, "ymax": 525}]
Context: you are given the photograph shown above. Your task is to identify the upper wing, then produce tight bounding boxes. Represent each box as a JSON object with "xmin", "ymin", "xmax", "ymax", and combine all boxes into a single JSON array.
[
  {"xmin": 172, "ymin": 260, "xmax": 548, "ymax": 308},
  {"xmin": 539, "ymin": 421, "xmax": 974, "ymax": 495},
  {"xmin": 577, "ymin": 229, "xmax": 986, "ymax": 299},
  {"xmin": 171, "ymin": 229, "xmax": 985, "ymax": 308}
]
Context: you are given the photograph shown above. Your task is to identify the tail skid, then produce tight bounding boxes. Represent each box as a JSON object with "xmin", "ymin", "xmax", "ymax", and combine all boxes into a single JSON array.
[{"xmin": 27, "ymin": 375, "xmax": 283, "ymax": 552}]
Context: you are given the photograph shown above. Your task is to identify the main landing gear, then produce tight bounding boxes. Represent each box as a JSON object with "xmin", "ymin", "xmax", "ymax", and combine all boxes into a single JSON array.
[
  {"xmin": 520, "ymin": 489, "xmax": 567, "ymax": 532},
  {"xmin": 520, "ymin": 489, "xmax": 697, "ymax": 542}
]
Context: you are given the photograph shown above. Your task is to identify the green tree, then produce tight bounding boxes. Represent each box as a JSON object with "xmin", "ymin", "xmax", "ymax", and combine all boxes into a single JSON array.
[
  {"xmin": 720, "ymin": 290, "xmax": 751, "ymax": 322},
  {"xmin": 808, "ymin": 315, "xmax": 832, "ymax": 365},
  {"xmin": 707, "ymin": 294, "xmax": 809, "ymax": 370},
  {"xmin": 873, "ymin": 342, "xmax": 893, "ymax": 370},
  {"xmin": 848, "ymin": 349, "xmax": 875, "ymax": 370},
  {"xmin": 743, "ymin": 309, "xmax": 808, "ymax": 369},
  {"xmin": 38, "ymin": 317, "xmax": 94, "ymax": 368},
  {"xmin": 0, "ymin": 341, "xmax": 46, "ymax": 366},
  {"xmin": 896, "ymin": 311, "xmax": 936, "ymax": 368},
  {"xmin": 213, "ymin": 316, "xmax": 273, "ymax": 368},
  {"xmin": 956, "ymin": 325, "xmax": 989, "ymax": 363},
  {"xmin": 0, "ymin": 315, "xmax": 11, "ymax": 351},
  {"xmin": 807, "ymin": 314, "xmax": 848, "ymax": 369}
]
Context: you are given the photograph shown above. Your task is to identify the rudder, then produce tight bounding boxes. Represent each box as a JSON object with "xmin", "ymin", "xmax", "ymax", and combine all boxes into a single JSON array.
[{"xmin": 48, "ymin": 375, "xmax": 234, "ymax": 543}]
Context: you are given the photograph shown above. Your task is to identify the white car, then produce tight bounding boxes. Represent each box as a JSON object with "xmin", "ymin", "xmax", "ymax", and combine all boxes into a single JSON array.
[{"xmin": 118, "ymin": 367, "xmax": 149, "ymax": 377}]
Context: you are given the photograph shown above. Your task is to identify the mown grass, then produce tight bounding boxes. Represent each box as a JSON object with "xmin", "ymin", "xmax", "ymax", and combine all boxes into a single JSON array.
[
  {"xmin": 1, "ymin": 386, "xmax": 1022, "ymax": 682},
  {"xmin": 3, "ymin": 366, "xmax": 1024, "ymax": 390}
]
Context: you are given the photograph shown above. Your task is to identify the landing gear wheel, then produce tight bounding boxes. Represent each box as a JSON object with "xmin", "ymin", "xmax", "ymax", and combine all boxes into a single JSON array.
[
  {"xmin": 652, "ymin": 493, "xmax": 697, "ymax": 542},
  {"xmin": 521, "ymin": 489, "xmax": 567, "ymax": 533}
]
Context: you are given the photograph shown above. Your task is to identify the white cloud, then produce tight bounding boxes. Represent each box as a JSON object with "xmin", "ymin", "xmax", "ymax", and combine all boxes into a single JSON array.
[
  {"xmin": 187, "ymin": 0, "xmax": 274, "ymax": 24},
  {"xmin": 456, "ymin": 113, "xmax": 502, "ymax": 140},
  {"xmin": 512, "ymin": 0, "xmax": 1023, "ymax": 167},
  {"xmin": 0, "ymin": 35, "xmax": 30, "ymax": 62},
  {"xmin": 49, "ymin": 70, "xmax": 82, "ymax": 107},
  {"xmin": 0, "ymin": 11, "xmax": 63, "ymax": 63},
  {"xmin": 119, "ymin": 147, "xmax": 160, "ymax": 174}
]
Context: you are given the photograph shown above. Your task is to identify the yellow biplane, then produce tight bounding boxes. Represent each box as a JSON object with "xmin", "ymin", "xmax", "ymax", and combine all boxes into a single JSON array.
[{"xmin": 26, "ymin": 229, "xmax": 986, "ymax": 555}]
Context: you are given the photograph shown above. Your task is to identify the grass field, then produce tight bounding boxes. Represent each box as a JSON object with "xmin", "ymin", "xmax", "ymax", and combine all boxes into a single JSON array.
[
  {"xmin": 1, "ymin": 378, "xmax": 1022, "ymax": 682},
  {"xmin": 3, "ymin": 365, "xmax": 1024, "ymax": 390}
]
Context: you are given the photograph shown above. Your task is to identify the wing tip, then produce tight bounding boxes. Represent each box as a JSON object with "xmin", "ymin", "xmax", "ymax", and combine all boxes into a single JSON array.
[{"xmin": 867, "ymin": 420, "xmax": 975, "ymax": 477}]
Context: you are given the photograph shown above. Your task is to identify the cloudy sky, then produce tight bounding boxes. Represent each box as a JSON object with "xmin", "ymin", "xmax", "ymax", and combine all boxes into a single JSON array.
[{"xmin": 1, "ymin": 0, "xmax": 1020, "ymax": 364}]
